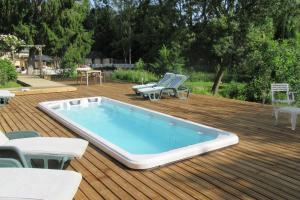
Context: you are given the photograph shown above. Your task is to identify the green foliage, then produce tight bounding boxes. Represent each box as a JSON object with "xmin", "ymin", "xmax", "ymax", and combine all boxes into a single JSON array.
[
  {"xmin": 0, "ymin": 59, "xmax": 17, "ymax": 85},
  {"xmin": 41, "ymin": 0, "xmax": 93, "ymax": 76},
  {"xmin": 134, "ymin": 58, "xmax": 145, "ymax": 70},
  {"xmin": 150, "ymin": 44, "xmax": 185, "ymax": 74},
  {"xmin": 184, "ymin": 81, "xmax": 213, "ymax": 95},
  {"xmin": 185, "ymin": 71, "xmax": 237, "ymax": 83},
  {"xmin": 243, "ymin": 20, "xmax": 300, "ymax": 103},
  {"xmin": 186, "ymin": 72, "xmax": 215, "ymax": 82},
  {"xmin": 111, "ymin": 69, "xmax": 158, "ymax": 84},
  {"xmin": 0, "ymin": 0, "xmax": 299, "ymax": 103},
  {"xmin": 219, "ymin": 81, "xmax": 246, "ymax": 101},
  {"xmin": 0, "ymin": 81, "xmax": 21, "ymax": 89},
  {"xmin": 0, "ymin": 0, "xmax": 93, "ymax": 78},
  {"xmin": 184, "ymin": 81, "xmax": 247, "ymax": 100},
  {"xmin": 0, "ymin": 34, "xmax": 25, "ymax": 52}
]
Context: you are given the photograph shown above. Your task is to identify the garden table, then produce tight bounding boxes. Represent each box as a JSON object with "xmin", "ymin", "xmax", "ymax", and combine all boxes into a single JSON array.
[
  {"xmin": 274, "ymin": 107, "xmax": 300, "ymax": 130},
  {"xmin": 77, "ymin": 69, "xmax": 102, "ymax": 86}
]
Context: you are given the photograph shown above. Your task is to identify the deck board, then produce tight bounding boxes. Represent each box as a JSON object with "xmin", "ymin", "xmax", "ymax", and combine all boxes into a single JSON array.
[{"xmin": 1, "ymin": 82, "xmax": 300, "ymax": 200}]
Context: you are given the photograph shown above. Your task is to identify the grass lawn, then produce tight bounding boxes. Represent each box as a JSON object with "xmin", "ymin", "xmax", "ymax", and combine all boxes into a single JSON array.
[
  {"xmin": 184, "ymin": 81, "xmax": 231, "ymax": 95},
  {"xmin": 0, "ymin": 81, "xmax": 22, "ymax": 89},
  {"xmin": 184, "ymin": 81, "xmax": 247, "ymax": 100}
]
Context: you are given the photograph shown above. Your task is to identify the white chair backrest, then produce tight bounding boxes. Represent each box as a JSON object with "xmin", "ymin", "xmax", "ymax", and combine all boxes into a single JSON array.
[
  {"xmin": 271, "ymin": 83, "xmax": 292, "ymax": 104},
  {"xmin": 271, "ymin": 83, "xmax": 289, "ymax": 92},
  {"xmin": 168, "ymin": 74, "xmax": 188, "ymax": 89},
  {"xmin": 0, "ymin": 131, "xmax": 9, "ymax": 145},
  {"xmin": 157, "ymin": 73, "xmax": 175, "ymax": 87}
]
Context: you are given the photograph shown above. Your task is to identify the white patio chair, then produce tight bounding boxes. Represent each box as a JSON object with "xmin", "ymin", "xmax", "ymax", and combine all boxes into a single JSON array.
[
  {"xmin": 138, "ymin": 74, "xmax": 189, "ymax": 101},
  {"xmin": 271, "ymin": 83, "xmax": 296, "ymax": 105},
  {"xmin": 0, "ymin": 168, "xmax": 81, "ymax": 200},
  {"xmin": 0, "ymin": 130, "xmax": 88, "ymax": 169},
  {"xmin": 132, "ymin": 72, "xmax": 175, "ymax": 94},
  {"xmin": 271, "ymin": 83, "xmax": 299, "ymax": 129},
  {"xmin": 0, "ymin": 90, "xmax": 15, "ymax": 105}
]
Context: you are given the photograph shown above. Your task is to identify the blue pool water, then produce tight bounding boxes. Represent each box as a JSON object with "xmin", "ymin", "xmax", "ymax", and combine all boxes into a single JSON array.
[{"xmin": 57, "ymin": 101, "xmax": 218, "ymax": 154}]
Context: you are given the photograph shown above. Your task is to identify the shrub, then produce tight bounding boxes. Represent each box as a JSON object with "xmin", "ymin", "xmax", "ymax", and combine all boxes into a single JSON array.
[
  {"xmin": 135, "ymin": 58, "xmax": 145, "ymax": 70},
  {"xmin": 111, "ymin": 69, "xmax": 158, "ymax": 83},
  {"xmin": 219, "ymin": 81, "xmax": 246, "ymax": 101},
  {"xmin": 0, "ymin": 59, "xmax": 17, "ymax": 85}
]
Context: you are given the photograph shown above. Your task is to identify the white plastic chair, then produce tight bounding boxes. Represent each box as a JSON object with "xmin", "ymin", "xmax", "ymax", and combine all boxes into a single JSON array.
[
  {"xmin": 271, "ymin": 83, "xmax": 299, "ymax": 129},
  {"xmin": 0, "ymin": 168, "xmax": 82, "ymax": 200},
  {"xmin": 271, "ymin": 83, "xmax": 296, "ymax": 105}
]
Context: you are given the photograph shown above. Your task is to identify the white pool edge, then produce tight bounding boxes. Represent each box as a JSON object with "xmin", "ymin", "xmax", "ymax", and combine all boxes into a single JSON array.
[{"xmin": 38, "ymin": 96, "xmax": 239, "ymax": 169}]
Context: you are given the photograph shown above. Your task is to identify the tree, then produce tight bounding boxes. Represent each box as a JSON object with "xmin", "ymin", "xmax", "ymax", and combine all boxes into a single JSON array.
[
  {"xmin": 39, "ymin": 0, "xmax": 93, "ymax": 75},
  {"xmin": 243, "ymin": 19, "xmax": 300, "ymax": 103},
  {"xmin": 150, "ymin": 44, "xmax": 185, "ymax": 74},
  {"xmin": 0, "ymin": 0, "xmax": 93, "ymax": 76},
  {"xmin": 0, "ymin": 34, "xmax": 25, "ymax": 60},
  {"xmin": 87, "ymin": 0, "xmax": 116, "ymax": 58},
  {"xmin": 110, "ymin": 0, "xmax": 136, "ymax": 64},
  {"xmin": 0, "ymin": 59, "xmax": 17, "ymax": 85}
]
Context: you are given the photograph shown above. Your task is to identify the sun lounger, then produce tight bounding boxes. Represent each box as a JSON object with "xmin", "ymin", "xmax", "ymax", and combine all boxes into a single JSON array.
[
  {"xmin": 0, "ymin": 90, "xmax": 15, "ymax": 105},
  {"xmin": 132, "ymin": 72, "xmax": 175, "ymax": 94},
  {"xmin": 0, "ymin": 130, "xmax": 88, "ymax": 169},
  {"xmin": 138, "ymin": 74, "xmax": 189, "ymax": 101},
  {"xmin": 0, "ymin": 168, "xmax": 81, "ymax": 200}
]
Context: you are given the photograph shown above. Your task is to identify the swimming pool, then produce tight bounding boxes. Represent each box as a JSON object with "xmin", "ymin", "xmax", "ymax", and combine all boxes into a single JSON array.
[{"xmin": 39, "ymin": 97, "xmax": 238, "ymax": 169}]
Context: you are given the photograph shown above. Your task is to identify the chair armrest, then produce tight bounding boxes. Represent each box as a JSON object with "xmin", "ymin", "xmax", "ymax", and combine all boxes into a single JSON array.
[
  {"xmin": 0, "ymin": 146, "xmax": 28, "ymax": 167},
  {"xmin": 6, "ymin": 131, "xmax": 40, "ymax": 140},
  {"xmin": 0, "ymin": 158, "xmax": 24, "ymax": 168},
  {"xmin": 161, "ymin": 87, "xmax": 177, "ymax": 94},
  {"xmin": 178, "ymin": 86, "xmax": 189, "ymax": 91}
]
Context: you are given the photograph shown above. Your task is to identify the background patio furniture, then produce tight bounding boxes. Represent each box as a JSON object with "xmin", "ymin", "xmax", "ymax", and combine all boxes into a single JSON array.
[
  {"xmin": 132, "ymin": 72, "xmax": 175, "ymax": 94},
  {"xmin": 271, "ymin": 83, "xmax": 296, "ymax": 105},
  {"xmin": 77, "ymin": 68, "xmax": 103, "ymax": 86},
  {"xmin": 0, "ymin": 90, "xmax": 15, "ymax": 106},
  {"xmin": 0, "ymin": 168, "xmax": 81, "ymax": 200},
  {"xmin": 138, "ymin": 74, "xmax": 188, "ymax": 101},
  {"xmin": 274, "ymin": 107, "xmax": 300, "ymax": 130},
  {"xmin": 0, "ymin": 130, "xmax": 88, "ymax": 169}
]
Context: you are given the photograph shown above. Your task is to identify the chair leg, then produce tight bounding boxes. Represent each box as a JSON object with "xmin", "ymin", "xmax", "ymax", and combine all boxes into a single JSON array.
[
  {"xmin": 148, "ymin": 92, "xmax": 160, "ymax": 101},
  {"xmin": 291, "ymin": 113, "xmax": 297, "ymax": 130},
  {"xmin": 274, "ymin": 109, "xmax": 279, "ymax": 125}
]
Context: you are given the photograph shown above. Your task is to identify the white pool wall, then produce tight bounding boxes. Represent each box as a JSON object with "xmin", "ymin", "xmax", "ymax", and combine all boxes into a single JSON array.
[{"xmin": 38, "ymin": 96, "xmax": 239, "ymax": 169}]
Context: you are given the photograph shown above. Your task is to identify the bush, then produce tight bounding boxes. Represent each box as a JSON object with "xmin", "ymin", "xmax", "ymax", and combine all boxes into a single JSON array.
[
  {"xmin": 0, "ymin": 59, "xmax": 17, "ymax": 85},
  {"xmin": 134, "ymin": 58, "xmax": 145, "ymax": 70},
  {"xmin": 219, "ymin": 81, "xmax": 246, "ymax": 101},
  {"xmin": 111, "ymin": 69, "xmax": 158, "ymax": 83}
]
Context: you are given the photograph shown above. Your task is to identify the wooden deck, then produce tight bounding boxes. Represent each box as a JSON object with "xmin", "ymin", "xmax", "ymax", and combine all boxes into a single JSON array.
[{"xmin": 1, "ymin": 82, "xmax": 299, "ymax": 200}]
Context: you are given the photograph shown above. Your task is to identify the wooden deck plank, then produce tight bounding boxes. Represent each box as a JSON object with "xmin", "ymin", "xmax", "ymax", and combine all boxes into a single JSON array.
[{"xmin": 1, "ymin": 82, "xmax": 299, "ymax": 200}]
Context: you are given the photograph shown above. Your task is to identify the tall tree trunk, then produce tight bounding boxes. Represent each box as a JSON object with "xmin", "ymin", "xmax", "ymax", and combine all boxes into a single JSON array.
[
  {"xmin": 128, "ymin": 25, "xmax": 132, "ymax": 64},
  {"xmin": 123, "ymin": 48, "xmax": 127, "ymax": 63},
  {"xmin": 128, "ymin": 46, "xmax": 131, "ymax": 64},
  {"xmin": 211, "ymin": 65, "xmax": 225, "ymax": 95}
]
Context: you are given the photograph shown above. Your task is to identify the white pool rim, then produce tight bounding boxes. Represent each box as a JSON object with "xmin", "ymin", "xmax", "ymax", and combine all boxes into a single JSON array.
[{"xmin": 38, "ymin": 96, "xmax": 239, "ymax": 169}]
